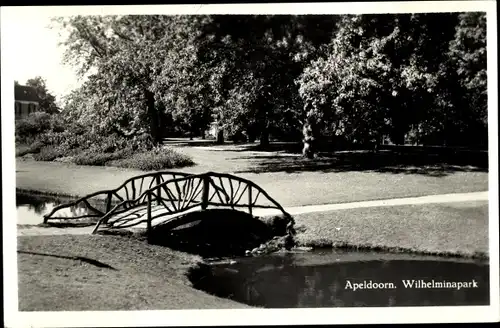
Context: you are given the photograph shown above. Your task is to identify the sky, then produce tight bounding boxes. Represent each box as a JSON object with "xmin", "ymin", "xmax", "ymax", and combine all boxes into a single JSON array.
[{"xmin": 5, "ymin": 14, "xmax": 82, "ymax": 104}]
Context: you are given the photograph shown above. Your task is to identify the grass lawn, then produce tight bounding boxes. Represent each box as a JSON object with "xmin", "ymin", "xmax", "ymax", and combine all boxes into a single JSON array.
[
  {"xmin": 17, "ymin": 235, "xmax": 250, "ymax": 311},
  {"xmin": 15, "ymin": 157, "xmax": 488, "ymax": 207},
  {"xmin": 293, "ymin": 200, "xmax": 489, "ymax": 259}
]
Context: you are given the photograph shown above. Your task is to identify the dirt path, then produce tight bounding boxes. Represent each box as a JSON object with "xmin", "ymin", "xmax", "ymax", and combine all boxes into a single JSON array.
[
  {"xmin": 17, "ymin": 225, "xmax": 94, "ymax": 236},
  {"xmin": 281, "ymin": 191, "xmax": 488, "ymax": 216}
]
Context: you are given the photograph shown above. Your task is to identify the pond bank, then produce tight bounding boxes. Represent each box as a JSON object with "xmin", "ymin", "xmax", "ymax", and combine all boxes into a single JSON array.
[{"xmin": 292, "ymin": 200, "xmax": 489, "ymax": 260}]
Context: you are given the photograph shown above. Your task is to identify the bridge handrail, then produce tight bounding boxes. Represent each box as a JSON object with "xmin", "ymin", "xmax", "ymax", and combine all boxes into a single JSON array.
[
  {"xmin": 91, "ymin": 172, "xmax": 292, "ymax": 235},
  {"xmin": 43, "ymin": 171, "xmax": 192, "ymax": 223},
  {"xmin": 92, "ymin": 174, "xmax": 206, "ymax": 233},
  {"xmin": 148, "ymin": 171, "xmax": 291, "ymax": 216}
]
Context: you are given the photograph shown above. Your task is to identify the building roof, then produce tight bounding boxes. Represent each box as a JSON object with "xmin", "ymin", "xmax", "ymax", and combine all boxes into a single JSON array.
[{"xmin": 15, "ymin": 85, "xmax": 40, "ymax": 103}]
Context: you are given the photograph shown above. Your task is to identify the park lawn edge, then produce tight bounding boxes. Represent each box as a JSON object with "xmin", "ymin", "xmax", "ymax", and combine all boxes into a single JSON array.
[
  {"xmin": 294, "ymin": 242, "xmax": 488, "ymax": 260},
  {"xmin": 16, "ymin": 187, "xmax": 85, "ymax": 199}
]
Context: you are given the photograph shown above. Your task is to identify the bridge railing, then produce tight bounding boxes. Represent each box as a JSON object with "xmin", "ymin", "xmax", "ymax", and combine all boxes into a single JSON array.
[
  {"xmin": 43, "ymin": 171, "xmax": 192, "ymax": 223},
  {"xmin": 92, "ymin": 172, "xmax": 292, "ymax": 237}
]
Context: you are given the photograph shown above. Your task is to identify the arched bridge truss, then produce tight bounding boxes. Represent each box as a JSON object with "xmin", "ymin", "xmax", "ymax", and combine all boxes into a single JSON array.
[{"xmin": 43, "ymin": 171, "xmax": 292, "ymax": 239}]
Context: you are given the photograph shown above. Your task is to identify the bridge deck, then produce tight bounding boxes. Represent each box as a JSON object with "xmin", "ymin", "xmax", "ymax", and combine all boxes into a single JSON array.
[{"xmin": 104, "ymin": 204, "xmax": 285, "ymax": 230}]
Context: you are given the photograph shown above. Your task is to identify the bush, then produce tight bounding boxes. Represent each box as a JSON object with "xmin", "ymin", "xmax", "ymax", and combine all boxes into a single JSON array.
[
  {"xmin": 33, "ymin": 145, "xmax": 65, "ymax": 161},
  {"xmin": 15, "ymin": 112, "xmax": 62, "ymax": 143},
  {"xmin": 15, "ymin": 113, "xmax": 50, "ymax": 143},
  {"xmin": 16, "ymin": 139, "xmax": 46, "ymax": 157},
  {"xmin": 15, "ymin": 120, "xmax": 188, "ymax": 170},
  {"xmin": 72, "ymin": 149, "xmax": 129, "ymax": 166},
  {"xmin": 107, "ymin": 147, "xmax": 195, "ymax": 171}
]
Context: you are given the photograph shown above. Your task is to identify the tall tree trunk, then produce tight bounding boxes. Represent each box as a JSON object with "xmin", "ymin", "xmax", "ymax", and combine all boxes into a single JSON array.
[
  {"xmin": 157, "ymin": 107, "xmax": 164, "ymax": 140},
  {"xmin": 302, "ymin": 108, "xmax": 318, "ymax": 159},
  {"xmin": 145, "ymin": 89, "xmax": 161, "ymax": 144},
  {"xmin": 389, "ymin": 106, "xmax": 408, "ymax": 145},
  {"xmin": 258, "ymin": 104, "xmax": 270, "ymax": 148},
  {"xmin": 390, "ymin": 126, "xmax": 406, "ymax": 145},
  {"xmin": 216, "ymin": 129, "xmax": 224, "ymax": 144},
  {"xmin": 259, "ymin": 128, "xmax": 269, "ymax": 148}
]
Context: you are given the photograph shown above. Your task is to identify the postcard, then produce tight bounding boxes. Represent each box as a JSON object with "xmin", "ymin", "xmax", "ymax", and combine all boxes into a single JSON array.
[{"xmin": 2, "ymin": 1, "xmax": 498, "ymax": 326}]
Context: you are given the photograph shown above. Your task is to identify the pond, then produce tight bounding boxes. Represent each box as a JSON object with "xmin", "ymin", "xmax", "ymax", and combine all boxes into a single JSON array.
[
  {"xmin": 190, "ymin": 250, "xmax": 489, "ymax": 308},
  {"xmin": 16, "ymin": 191, "xmax": 104, "ymax": 225}
]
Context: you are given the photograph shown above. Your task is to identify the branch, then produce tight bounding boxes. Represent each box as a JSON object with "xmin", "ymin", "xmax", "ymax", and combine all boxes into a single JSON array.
[
  {"xmin": 112, "ymin": 28, "xmax": 134, "ymax": 42},
  {"xmin": 77, "ymin": 24, "xmax": 106, "ymax": 58}
]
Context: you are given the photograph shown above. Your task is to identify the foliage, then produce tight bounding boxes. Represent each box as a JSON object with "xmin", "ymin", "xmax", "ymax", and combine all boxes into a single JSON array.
[
  {"xmin": 33, "ymin": 145, "xmax": 66, "ymax": 161},
  {"xmin": 297, "ymin": 13, "xmax": 486, "ymax": 152},
  {"xmin": 51, "ymin": 15, "xmax": 213, "ymax": 144},
  {"xmin": 107, "ymin": 147, "xmax": 195, "ymax": 171},
  {"xmin": 16, "ymin": 141, "xmax": 45, "ymax": 157},
  {"xmin": 197, "ymin": 15, "xmax": 338, "ymax": 145},
  {"xmin": 25, "ymin": 76, "xmax": 60, "ymax": 114},
  {"xmin": 19, "ymin": 122, "xmax": 194, "ymax": 170},
  {"xmin": 50, "ymin": 13, "xmax": 487, "ymax": 157},
  {"xmin": 72, "ymin": 149, "xmax": 129, "ymax": 166},
  {"xmin": 15, "ymin": 112, "xmax": 66, "ymax": 144}
]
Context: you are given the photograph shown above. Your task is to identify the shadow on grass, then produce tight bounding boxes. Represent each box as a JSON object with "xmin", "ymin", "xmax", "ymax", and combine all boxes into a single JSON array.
[
  {"xmin": 38, "ymin": 221, "xmax": 97, "ymax": 228},
  {"xmin": 146, "ymin": 209, "xmax": 286, "ymax": 258},
  {"xmin": 17, "ymin": 250, "xmax": 117, "ymax": 270},
  {"xmin": 234, "ymin": 149, "xmax": 488, "ymax": 176},
  {"xmin": 162, "ymin": 138, "xmax": 222, "ymax": 147}
]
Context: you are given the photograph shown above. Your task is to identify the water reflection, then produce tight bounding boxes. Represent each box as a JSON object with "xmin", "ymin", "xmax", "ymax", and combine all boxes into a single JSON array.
[
  {"xmin": 191, "ymin": 251, "xmax": 489, "ymax": 308},
  {"xmin": 16, "ymin": 192, "xmax": 104, "ymax": 225}
]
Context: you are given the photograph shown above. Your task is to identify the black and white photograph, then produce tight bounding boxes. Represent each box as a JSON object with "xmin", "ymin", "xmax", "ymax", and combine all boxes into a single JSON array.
[{"xmin": 2, "ymin": 1, "xmax": 498, "ymax": 326}]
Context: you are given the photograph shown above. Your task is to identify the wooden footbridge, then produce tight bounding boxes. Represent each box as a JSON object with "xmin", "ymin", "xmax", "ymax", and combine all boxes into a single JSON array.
[{"xmin": 43, "ymin": 171, "xmax": 292, "ymax": 240}]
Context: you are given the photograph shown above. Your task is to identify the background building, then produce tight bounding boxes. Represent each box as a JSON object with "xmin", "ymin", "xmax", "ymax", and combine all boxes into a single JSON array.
[{"xmin": 15, "ymin": 84, "xmax": 40, "ymax": 120}]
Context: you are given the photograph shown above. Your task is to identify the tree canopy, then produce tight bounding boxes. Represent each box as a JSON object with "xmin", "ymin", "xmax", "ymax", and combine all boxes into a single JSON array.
[
  {"xmin": 52, "ymin": 12, "xmax": 488, "ymax": 153},
  {"xmin": 23, "ymin": 76, "xmax": 60, "ymax": 114}
]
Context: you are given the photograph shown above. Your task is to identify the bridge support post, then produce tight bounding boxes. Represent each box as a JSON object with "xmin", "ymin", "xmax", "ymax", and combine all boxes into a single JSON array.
[
  {"xmin": 155, "ymin": 175, "xmax": 161, "ymax": 205},
  {"xmin": 248, "ymin": 186, "xmax": 252, "ymax": 215},
  {"xmin": 106, "ymin": 192, "xmax": 112, "ymax": 213},
  {"xmin": 147, "ymin": 192, "xmax": 152, "ymax": 243},
  {"xmin": 201, "ymin": 175, "xmax": 209, "ymax": 210}
]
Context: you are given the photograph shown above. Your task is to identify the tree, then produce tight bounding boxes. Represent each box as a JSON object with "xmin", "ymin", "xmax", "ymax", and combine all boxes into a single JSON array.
[
  {"xmin": 25, "ymin": 76, "xmax": 60, "ymax": 114},
  {"xmin": 446, "ymin": 12, "xmax": 487, "ymax": 147},
  {"xmin": 53, "ymin": 13, "xmax": 484, "ymax": 153},
  {"xmin": 197, "ymin": 15, "xmax": 338, "ymax": 146},
  {"xmin": 297, "ymin": 13, "xmax": 460, "ymax": 157},
  {"xmin": 53, "ymin": 15, "xmax": 209, "ymax": 144}
]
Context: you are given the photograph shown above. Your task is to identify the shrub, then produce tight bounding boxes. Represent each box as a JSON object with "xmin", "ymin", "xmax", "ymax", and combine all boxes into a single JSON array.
[
  {"xmin": 72, "ymin": 149, "xmax": 129, "ymax": 166},
  {"xmin": 33, "ymin": 145, "xmax": 65, "ymax": 161},
  {"xmin": 16, "ymin": 145, "xmax": 33, "ymax": 157},
  {"xmin": 16, "ymin": 139, "xmax": 46, "ymax": 157},
  {"xmin": 50, "ymin": 115, "xmax": 67, "ymax": 133},
  {"xmin": 15, "ymin": 119, "xmax": 180, "ymax": 169},
  {"xmin": 107, "ymin": 147, "xmax": 195, "ymax": 171},
  {"xmin": 15, "ymin": 112, "xmax": 52, "ymax": 143}
]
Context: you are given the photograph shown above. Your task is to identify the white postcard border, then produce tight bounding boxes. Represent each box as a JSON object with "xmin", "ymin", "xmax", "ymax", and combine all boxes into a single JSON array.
[{"xmin": 2, "ymin": 1, "xmax": 498, "ymax": 326}]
